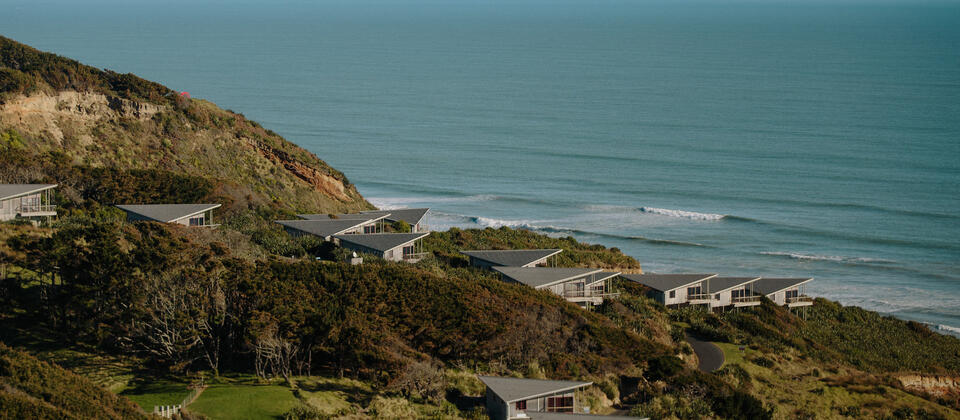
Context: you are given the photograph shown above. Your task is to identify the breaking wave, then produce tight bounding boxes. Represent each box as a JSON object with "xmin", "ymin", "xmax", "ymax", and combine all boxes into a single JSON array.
[
  {"xmin": 637, "ymin": 206, "xmax": 727, "ymax": 221},
  {"xmin": 760, "ymin": 251, "xmax": 894, "ymax": 264}
]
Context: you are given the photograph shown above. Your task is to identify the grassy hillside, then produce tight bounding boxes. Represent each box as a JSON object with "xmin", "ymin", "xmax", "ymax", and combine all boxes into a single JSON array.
[
  {"xmin": 0, "ymin": 35, "xmax": 370, "ymax": 215},
  {"xmin": 0, "ymin": 343, "xmax": 149, "ymax": 420}
]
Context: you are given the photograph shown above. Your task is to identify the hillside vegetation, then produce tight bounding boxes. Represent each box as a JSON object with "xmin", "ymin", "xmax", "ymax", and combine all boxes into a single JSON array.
[
  {"xmin": 0, "ymin": 343, "xmax": 149, "ymax": 420},
  {"xmin": 0, "ymin": 35, "xmax": 370, "ymax": 215}
]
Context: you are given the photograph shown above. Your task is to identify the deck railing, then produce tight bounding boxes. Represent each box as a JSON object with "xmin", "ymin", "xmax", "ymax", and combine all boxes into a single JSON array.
[
  {"xmin": 786, "ymin": 295, "xmax": 814, "ymax": 304},
  {"xmin": 687, "ymin": 293, "xmax": 711, "ymax": 301},
  {"xmin": 402, "ymin": 252, "xmax": 429, "ymax": 260},
  {"xmin": 732, "ymin": 295, "xmax": 761, "ymax": 304},
  {"xmin": 17, "ymin": 204, "xmax": 56, "ymax": 213}
]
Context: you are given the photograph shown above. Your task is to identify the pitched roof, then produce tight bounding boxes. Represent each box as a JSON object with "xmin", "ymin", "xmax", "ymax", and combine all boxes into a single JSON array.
[
  {"xmin": 297, "ymin": 213, "xmax": 387, "ymax": 221},
  {"xmin": 460, "ymin": 249, "xmax": 562, "ymax": 267},
  {"xmin": 276, "ymin": 219, "xmax": 376, "ymax": 238},
  {"xmin": 753, "ymin": 277, "xmax": 813, "ymax": 295},
  {"xmin": 706, "ymin": 276, "xmax": 761, "ymax": 293},
  {"xmin": 621, "ymin": 273, "xmax": 717, "ymax": 292},
  {"xmin": 300, "ymin": 208, "xmax": 429, "ymax": 226},
  {"xmin": 334, "ymin": 232, "xmax": 429, "ymax": 252},
  {"xmin": 588, "ymin": 271, "xmax": 621, "ymax": 285},
  {"xmin": 527, "ymin": 413, "xmax": 643, "ymax": 420},
  {"xmin": 477, "ymin": 376, "xmax": 592, "ymax": 403},
  {"xmin": 0, "ymin": 184, "xmax": 57, "ymax": 200},
  {"xmin": 492, "ymin": 267, "xmax": 604, "ymax": 289},
  {"xmin": 360, "ymin": 208, "xmax": 429, "ymax": 226},
  {"xmin": 115, "ymin": 204, "xmax": 221, "ymax": 223}
]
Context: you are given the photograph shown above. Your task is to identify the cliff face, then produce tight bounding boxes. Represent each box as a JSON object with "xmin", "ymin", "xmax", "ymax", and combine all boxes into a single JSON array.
[{"xmin": 0, "ymin": 36, "xmax": 371, "ymax": 214}]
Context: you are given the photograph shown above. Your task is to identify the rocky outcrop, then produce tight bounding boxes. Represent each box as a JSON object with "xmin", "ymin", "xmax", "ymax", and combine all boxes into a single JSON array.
[
  {"xmin": 896, "ymin": 374, "xmax": 960, "ymax": 397},
  {"xmin": 247, "ymin": 138, "xmax": 353, "ymax": 203}
]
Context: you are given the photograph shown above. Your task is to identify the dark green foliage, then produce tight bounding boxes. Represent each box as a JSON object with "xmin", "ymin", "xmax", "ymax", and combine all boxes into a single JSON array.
[
  {"xmin": 426, "ymin": 227, "xmax": 641, "ymax": 269},
  {"xmin": 645, "ymin": 355, "xmax": 684, "ymax": 381},
  {"xmin": 712, "ymin": 390, "xmax": 773, "ymax": 420},
  {"xmin": 799, "ymin": 299, "xmax": 960, "ymax": 373},
  {"xmin": 0, "ymin": 36, "xmax": 173, "ymax": 103},
  {"xmin": 0, "ymin": 343, "xmax": 150, "ymax": 419}
]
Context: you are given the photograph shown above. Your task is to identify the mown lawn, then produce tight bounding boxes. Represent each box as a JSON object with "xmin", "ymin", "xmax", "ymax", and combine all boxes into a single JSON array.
[
  {"xmin": 120, "ymin": 380, "xmax": 192, "ymax": 412},
  {"xmin": 188, "ymin": 383, "xmax": 300, "ymax": 420}
]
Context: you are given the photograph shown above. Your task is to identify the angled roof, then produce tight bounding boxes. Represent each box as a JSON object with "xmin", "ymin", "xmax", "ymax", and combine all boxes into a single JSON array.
[
  {"xmin": 527, "ymin": 413, "xmax": 643, "ymax": 420},
  {"xmin": 621, "ymin": 273, "xmax": 717, "ymax": 292},
  {"xmin": 0, "ymin": 184, "xmax": 57, "ymax": 200},
  {"xmin": 492, "ymin": 267, "xmax": 604, "ymax": 289},
  {"xmin": 754, "ymin": 277, "xmax": 813, "ymax": 295},
  {"xmin": 297, "ymin": 213, "xmax": 387, "ymax": 221},
  {"xmin": 115, "ymin": 204, "xmax": 221, "ymax": 223},
  {"xmin": 478, "ymin": 376, "xmax": 592, "ymax": 403},
  {"xmin": 277, "ymin": 219, "xmax": 378, "ymax": 238},
  {"xmin": 706, "ymin": 276, "xmax": 761, "ymax": 293},
  {"xmin": 360, "ymin": 208, "xmax": 429, "ymax": 225},
  {"xmin": 334, "ymin": 232, "xmax": 429, "ymax": 252},
  {"xmin": 460, "ymin": 249, "xmax": 562, "ymax": 267},
  {"xmin": 587, "ymin": 271, "xmax": 620, "ymax": 285}
]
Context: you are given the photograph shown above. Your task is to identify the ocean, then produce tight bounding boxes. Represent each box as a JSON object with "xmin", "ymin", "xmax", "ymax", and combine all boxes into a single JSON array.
[{"xmin": 3, "ymin": 1, "xmax": 959, "ymax": 335}]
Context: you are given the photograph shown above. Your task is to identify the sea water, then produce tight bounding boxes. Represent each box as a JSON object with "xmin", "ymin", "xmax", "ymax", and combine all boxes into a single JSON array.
[{"xmin": 3, "ymin": 1, "xmax": 958, "ymax": 335}]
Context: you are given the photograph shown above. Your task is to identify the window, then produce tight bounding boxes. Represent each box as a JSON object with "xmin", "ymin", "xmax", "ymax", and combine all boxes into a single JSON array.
[
  {"xmin": 364, "ymin": 225, "xmax": 376, "ymax": 234},
  {"xmin": 403, "ymin": 245, "xmax": 415, "ymax": 257},
  {"xmin": 786, "ymin": 289, "xmax": 799, "ymax": 299},
  {"xmin": 546, "ymin": 396, "xmax": 574, "ymax": 412},
  {"xmin": 687, "ymin": 286, "xmax": 702, "ymax": 296},
  {"xmin": 515, "ymin": 400, "xmax": 527, "ymax": 410},
  {"xmin": 715, "ymin": 294, "xmax": 720, "ymax": 300},
  {"xmin": 669, "ymin": 290, "xmax": 676, "ymax": 298},
  {"xmin": 189, "ymin": 216, "xmax": 204, "ymax": 226}
]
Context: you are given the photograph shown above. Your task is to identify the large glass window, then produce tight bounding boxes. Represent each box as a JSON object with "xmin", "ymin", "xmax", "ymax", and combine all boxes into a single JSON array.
[
  {"xmin": 515, "ymin": 400, "xmax": 526, "ymax": 410},
  {"xmin": 189, "ymin": 216, "xmax": 204, "ymax": 226},
  {"xmin": 546, "ymin": 396, "xmax": 574, "ymax": 412}
]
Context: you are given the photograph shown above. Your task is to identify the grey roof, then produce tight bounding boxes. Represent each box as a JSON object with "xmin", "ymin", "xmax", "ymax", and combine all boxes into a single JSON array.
[
  {"xmin": 297, "ymin": 213, "xmax": 388, "ymax": 221},
  {"xmin": 360, "ymin": 208, "xmax": 429, "ymax": 226},
  {"xmin": 0, "ymin": 184, "xmax": 57, "ymax": 200},
  {"xmin": 478, "ymin": 376, "xmax": 592, "ymax": 403},
  {"xmin": 754, "ymin": 277, "xmax": 813, "ymax": 295},
  {"xmin": 492, "ymin": 267, "xmax": 604, "ymax": 289},
  {"xmin": 115, "ymin": 204, "xmax": 221, "ymax": 223},
  {"xmin": 527, "ymin": 413, "xmax": 644, "ymax": 420},
  {"xmin": 587, "ymin": 271, "xmax": 621, "ymax": 285},
  {"xmin": 276, "ymin": 219, "xmax": 376, "ymax": 238},
  {"xmin": 300, "ymin": 208, "xmax": 429, "ymax": 226},
  {"xmin": 334, "ymin": 232, "xmax": 429, "ymax": 252},
  {"xmin": 706, "ymin": 276, "xmax": 761, "ymax": 293},
  {"xmin": 621, "ymin": 273, "xmax": 717, "ymax": 292},
  {"xmin": 460, "ymin": 249, "xmax": 562, "ymax": 267}
]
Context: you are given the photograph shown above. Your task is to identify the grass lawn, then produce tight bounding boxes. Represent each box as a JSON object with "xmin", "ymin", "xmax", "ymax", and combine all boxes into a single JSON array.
[
  {"xmin": 713, "ymin": 341, "xmax": 750, "ymax": 368},
  {"xmin": 188, "ymin": 383, "xmax": 300, "ymax": 420},
  {"xmin": 120, "ymin": 380, "xmax": 192, "ymax": 412}
]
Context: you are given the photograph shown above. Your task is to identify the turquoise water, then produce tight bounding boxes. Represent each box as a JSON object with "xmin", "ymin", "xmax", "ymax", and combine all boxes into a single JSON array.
[{"xmin": 3, "ymin": 1, "xmax": 959, "ymax": 334}]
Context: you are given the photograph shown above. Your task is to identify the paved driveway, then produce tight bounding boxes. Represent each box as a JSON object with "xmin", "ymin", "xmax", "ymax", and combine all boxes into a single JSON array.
[{"xmin": 685, "ymin": 334, "xmax": 724, "ymax": 372}]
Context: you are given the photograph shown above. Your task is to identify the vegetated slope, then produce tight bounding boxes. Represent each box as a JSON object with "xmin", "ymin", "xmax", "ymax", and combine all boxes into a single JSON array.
[
  {"xmin": 426, "ymin": 227, "xmax": 643, "ymax": 271},
  {"xmin": 0, "ymin": 343, "xmax": 149, "ymax": 420},
  {"xmin": 0, "ymin": 35, "xmax": 370, "ymax": 214}
]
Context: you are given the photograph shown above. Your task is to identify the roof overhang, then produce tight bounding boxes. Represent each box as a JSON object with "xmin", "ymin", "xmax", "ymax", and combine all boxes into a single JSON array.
[
  {"xmin": 762, "ymin": 278, "xmax": 814, "ymax": 296},
  {"xmin": 0, "ymin": 184, "xmax": 58, "ymax": 201},
  {"xmin": 166, "ymin": 204, "xmax": 222, "ymax": 222},
  {"xmin": 533, "ymin": 268, "xmax": 605, "ymax": 290},
  {"xmin": 586, "ymin": 272, "xmax": 621, "ymax": 286},
  {"xmin": 504, "ymin": 381, "xmax": 594, "ymax": 403},
  {"xmin": 709, "ymin": 277, "xmax": 761, "ymax": 294}
]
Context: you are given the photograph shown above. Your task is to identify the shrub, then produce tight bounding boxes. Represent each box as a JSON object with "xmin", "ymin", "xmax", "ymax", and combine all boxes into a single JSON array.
[{"xmin": 645, "ymin": 356, "xmax": 685, "ymax": 381}]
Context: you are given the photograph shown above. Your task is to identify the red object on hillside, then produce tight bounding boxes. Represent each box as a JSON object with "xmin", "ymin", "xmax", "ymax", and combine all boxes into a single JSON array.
[{"xmin": 180, "ymin": 92, "xmax": 190, "ymax": 98}]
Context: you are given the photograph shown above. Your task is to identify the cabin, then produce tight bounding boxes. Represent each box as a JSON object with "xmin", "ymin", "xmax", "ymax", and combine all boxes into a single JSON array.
[
  {"xmin": 754, "ymin": 277, "xmax": 814, "ymax": 307},
  {"xmin": 115, "ymin": 204, "xmax": 221, "ymax": 227},
  {"xmin": 621, "ymin": 273, "xmax": 717, "ymax": 307},
  {"xmin": 0, "ymin": 184, "xmax": 57, "ymax": 223},
  {"xmin": 705, "ymin": 276, "xmax": 761, "ymax": 311},
  {"xmin": 492, "ymin": 267, "xmax": 619, "ymax": 308},
  {"xmin": 478, "ymin": 376, "xmax": 641, "ymax": 420},
  {"xmin": 333, "ymin": 232, "xmax": 429, "ymax": 263},
  {"xmin": 277, "ymin": 214, "xmax": 390, "ymax": 240},
  {"xmin": 299, "ymin": 208, "xmax": 430, "ymax": 232},
  {"xmin": 460, "ymin": 249, "xmax": 562, "ymax": 269}
]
